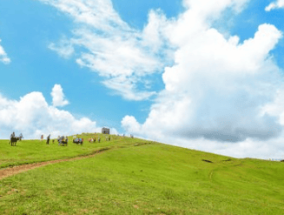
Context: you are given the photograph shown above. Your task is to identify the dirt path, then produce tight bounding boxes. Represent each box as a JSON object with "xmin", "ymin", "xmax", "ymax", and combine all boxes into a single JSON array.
[{"xmin": 0, "ymin": 148, "xmax": 110, "ymax": 180}]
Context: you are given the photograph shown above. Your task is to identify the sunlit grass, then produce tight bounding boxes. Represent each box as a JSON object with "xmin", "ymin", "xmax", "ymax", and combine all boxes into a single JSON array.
[
  {"xmin": 0, "ymin": 136, "xmax": 284, "ymax": 214},
  {"xmin": 0, "ymin": 133, "xmax": 142, "ymax": 168}
]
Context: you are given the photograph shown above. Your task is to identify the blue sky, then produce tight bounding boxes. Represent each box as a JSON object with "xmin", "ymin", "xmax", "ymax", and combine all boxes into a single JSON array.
[{"xmin": 1, "ymin": 0, "xmax": 284, "ymax": 159}]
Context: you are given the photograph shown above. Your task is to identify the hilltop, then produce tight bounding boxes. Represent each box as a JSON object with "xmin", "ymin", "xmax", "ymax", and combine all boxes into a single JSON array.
[{"xmin": 0, "ymin": 134, "xmax": 283, "ymax": 214}]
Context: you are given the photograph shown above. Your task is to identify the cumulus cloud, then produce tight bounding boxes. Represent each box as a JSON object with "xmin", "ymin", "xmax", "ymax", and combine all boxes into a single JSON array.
[
  {"xmin": 122, "ymin": 0, "xmax": 284, "ymax": 158},
  {"xmin": 265, "ymin": 0, "xmax": 284, "ymax": 11},
  {"xmin": 38, "ymin": 0, "xmax": 171, "ymax": 100},
  {"xmin": 152, "ymin": 135, "xmax": 284, "ymax": 159},
  {"xmin": 0, "ymin": 39, "xmax": 11, "ymax": 64},
  {"xmin": 51, "ymin": 84, "xmax": 69, "ymax": 107},
  {"xmin": 0, "ymin": 86, "xmax": 108, "ymax": 139},
  {"xmin": 37, "ymin": 0, "xmax": 284, "ymax": 158}
]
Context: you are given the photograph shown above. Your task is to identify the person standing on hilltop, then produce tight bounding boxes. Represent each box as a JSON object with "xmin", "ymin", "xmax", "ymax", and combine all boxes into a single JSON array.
[
  {"xmin": 46, "ymin": 134, "xmax": 51, "ymax": 144},
  {"xmin": 10, "ymin": 132, "xmax": 15, "ymax": 141},
  {"xmin": 19, "ymin": 133, "xmax": 23, "ymax": 141}
]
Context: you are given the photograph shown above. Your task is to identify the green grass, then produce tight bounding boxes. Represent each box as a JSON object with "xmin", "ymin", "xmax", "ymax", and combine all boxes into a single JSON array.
[
  {"xmin": 0, "ymin": 134, "xmax": 143, "ymax": 168},
  {"xmin": 0, "ymin": 136, "xmax": 284, "ymax": 214}
]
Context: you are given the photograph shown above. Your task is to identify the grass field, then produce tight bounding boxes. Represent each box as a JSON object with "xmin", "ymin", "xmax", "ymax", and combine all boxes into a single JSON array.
[
  {"xmin": 0, "ymin": 134, "xmax": 284, "ymax": 214},
  {"xmin": 0, "ymin": 134, "xmax": 140, "ymax": 169}
]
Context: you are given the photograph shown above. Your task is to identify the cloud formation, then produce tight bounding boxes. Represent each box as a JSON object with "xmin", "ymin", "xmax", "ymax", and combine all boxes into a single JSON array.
[
  {"xmin": 0, "ymin": 86, "xmax": 102, "ymax": 139},
  {"xmin": 122, "ymin": 0, "xmax": 284, "ymax": 158},
  {"xmin": 51, "ymin": 84, "xmax": 69, "ymax": 107},
  {"xmin": 38, "ymin": 0, "xmax": 171, "ymax": 100},
  {"xmin": 265, "ymin": 0, "xmax": 284, "ymax": 11},
  {"xmin": 0, "ymin": 39, "xmax": 11, "ymax": 64},
  {"xmin": 38, "ymin": 0, "xmax": 284, "ymax": 158}
]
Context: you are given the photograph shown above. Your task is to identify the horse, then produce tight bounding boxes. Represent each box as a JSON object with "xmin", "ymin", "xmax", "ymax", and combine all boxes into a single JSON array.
[
  {"xmin": 57, "ymin": 136, "xmax": 68, "ymax": 146},
  {"xmin": 61, "ymin": 140, "xmax": 68, "ymax": 146},
  {"xmin": 10, "ymin": 137, "xmax": 20, "ymax": 146}
]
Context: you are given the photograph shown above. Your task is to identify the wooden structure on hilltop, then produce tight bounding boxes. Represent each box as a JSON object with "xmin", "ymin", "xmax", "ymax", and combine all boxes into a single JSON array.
[{"xmin": 101, "ymin": 127, "xmax": 110, "ymax": 134}]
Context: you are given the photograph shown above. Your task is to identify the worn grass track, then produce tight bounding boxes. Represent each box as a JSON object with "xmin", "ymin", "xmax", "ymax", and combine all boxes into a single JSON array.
[{"xmin": 0, "ymin": 147, "xmax": 111, "ymax": 180}]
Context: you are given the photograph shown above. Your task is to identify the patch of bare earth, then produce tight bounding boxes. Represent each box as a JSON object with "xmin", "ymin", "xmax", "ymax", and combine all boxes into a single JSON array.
[{"xmin": 0, "ymin": 148, "xmax": 110, "ymax": 180}]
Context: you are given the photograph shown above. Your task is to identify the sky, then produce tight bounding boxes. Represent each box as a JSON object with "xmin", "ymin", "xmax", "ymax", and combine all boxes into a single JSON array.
[{"xmin": 1, "ymin": 0, "xmax": 284, "ymax": 159}]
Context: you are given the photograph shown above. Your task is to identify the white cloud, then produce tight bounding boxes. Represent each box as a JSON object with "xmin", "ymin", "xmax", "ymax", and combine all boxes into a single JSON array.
[
  {"xmin": 38, "ymin": 0, "xmax": 171, "ymax": 100},
  {"xmin": 38, "ymin": 0, "xmax": 284, "ymax": 158},
  {"xmin": 48, "ymin": 40, "xmax": 74, "ymax": 59},
  {"xmin": 265, "ymin": 0, "xmax": 284, "ymax": 11},
  {"xmin": 0, "ymin": 39, "xmax": 11, "ymax": 64},
  {"xmin": 0, "ymin": 87, "xmax": 105, "ymax": 139},
  {"xmin": 261, "ymin": 89, "xmax": 284, "ymax": 125},
  {"xmin": 158, "ymin": 136, "xmax": 284, "ymax": 159},
  {"xmin": 122, "ymin": 0, "xmax": 284, "ymax": 159},
  {"xmin": 51, "ymin": 84, "xmax": 69, "ymax": 107},
  {"xmin": 102, "ymin": 77, "xmax": 157, "ymax": 101}
]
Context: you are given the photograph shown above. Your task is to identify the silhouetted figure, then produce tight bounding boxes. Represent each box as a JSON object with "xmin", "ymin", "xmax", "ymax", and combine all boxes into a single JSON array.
[
  {"xmin": 19, "ymin": 133, "xmax": 23, "ymax": 141},
  {"xmin": 46, "ymin": 134, "xmax": 51, "ymax": 144},
  {"xmin": 10, "ymin": 132, "xmax": 19, "ymax": 146}
]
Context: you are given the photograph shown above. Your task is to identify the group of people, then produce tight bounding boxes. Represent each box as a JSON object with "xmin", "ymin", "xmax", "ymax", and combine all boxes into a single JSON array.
[
  {"xmin": 9, "ymin": 132, "xmax": 23, "ymax": 146},
  {"xmin": 44, "ymin": 134, "xmax": 68, "ymax": 145},
  {"xmin": 88, "ymin": 136, "xmax": 111, "ymax": 142},
  {"xmin": 58, "ymin": 136, "xmax": 68, "ymax": 145},
  {"xmin": 10, "ymin": 132, "xmax": 23, "ymax": 140},
  {"xmin": 10, "ymin": 132, "xmax": 134, "ymax": 147},
  {"xmin": 88, "ymin": 137, "xmax": 101, "ymax": 143}
]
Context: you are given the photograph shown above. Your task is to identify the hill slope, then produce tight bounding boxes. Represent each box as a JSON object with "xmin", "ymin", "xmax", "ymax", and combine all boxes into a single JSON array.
[{"xmin": 0, "ymin": 135, "xmax": 284, "ymax": 214}]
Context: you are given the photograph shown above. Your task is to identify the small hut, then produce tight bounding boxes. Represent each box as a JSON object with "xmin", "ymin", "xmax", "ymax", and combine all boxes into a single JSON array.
[{"xmin": 101, "ymin": 127, "xmax": 110, "ymax": 134}]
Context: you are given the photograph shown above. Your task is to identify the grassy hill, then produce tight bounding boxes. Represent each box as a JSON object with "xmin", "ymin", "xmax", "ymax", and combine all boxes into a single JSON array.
[{"xmin": 0, "ymin": 134, "xmax": 284, "ymax": 214}]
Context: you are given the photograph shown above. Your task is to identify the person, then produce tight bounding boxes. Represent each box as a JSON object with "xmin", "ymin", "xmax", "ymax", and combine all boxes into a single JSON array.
[
  {"xmin": 19, "ymin": 133, "xmax": 23, "ymax": 141},
  {"xmin": 46, "ymin": 134, "xmax": 51, "ymax": 144},
  {"xmin": 58, "ymin": 136, "xmax": 62, "ymax": 146},
  {"xmin": 10, "ymin": 132, "xmax": 15, "ymax": 142}
]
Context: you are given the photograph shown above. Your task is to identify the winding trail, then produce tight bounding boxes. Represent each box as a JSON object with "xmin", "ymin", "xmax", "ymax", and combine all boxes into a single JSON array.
[{"xmin": 0, "ymin": 148, "xmax": 110, "ymax": 180}]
